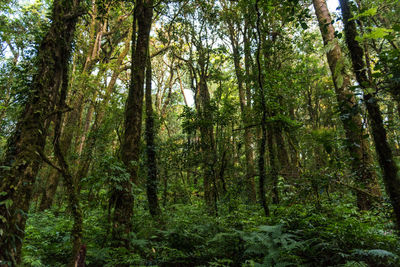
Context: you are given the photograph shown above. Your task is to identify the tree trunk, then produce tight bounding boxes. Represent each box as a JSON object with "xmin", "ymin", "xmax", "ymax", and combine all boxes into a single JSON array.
[
  {"xmin": 313, "ymin": 0, "xmax": 380, "ymax": 210},
  {"xmin": 39, "ymin": 169, "xmax": 60, "ymax": 211},
  {"xmin": 37, "ymin": 5, "xmax": 103, "ymax": 211},
  {"xmin": 274, "ymin": 125, "xmax": 290, "ymax": 179},
  {"xmin": 268, "ymin": 125, "xmax": 280, "ymax": 205},
  {"xmin": 255, "ymin": 0, "xmax": 269, "ymax": 217},
  {"xmin": 117, "ymin": 0, "xmax": 153, "ymax": 249},
  {"xmin": 74, "ymin": 28, "xmax": 132, "ymax": 191},
  {"xmin": 228, "ymin": 21, "xmax": 257, "ymax": 204},
  {"xmin": 0, "ymin": 0, "xmax": 81, "ymax": 263},
  {"xmin": 339, "ymin": 0, "xmax": 400, "ymax": 229},
  {"xmin": 196, "ymin": 66, "xmax": 217, "ymax": 215},
  {"xmin": 145, "ymin": 56, "xmax": 162, "ymax": 218}
]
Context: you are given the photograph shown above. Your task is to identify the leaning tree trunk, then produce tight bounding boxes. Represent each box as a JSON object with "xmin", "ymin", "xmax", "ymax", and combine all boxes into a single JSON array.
[
  {"xmin": 313, "ymin": 0, "xmax": 380, "ymax": 210},
  {"xmin": 339, "ymin": 0, "xmax": 400, "ymax": 230},
  {"xmin": 38, "ymin": 6, "xmax": 104, "ymax": 211},
  {"xmin": 52, "ymin": 67, "xmax": 83, "ymax": 266},
  {"xmin": 74, "ymin": 28, "xmax": 132, "ymax": 192},
  {"xmin": 0, "ymin": 0, "xmax": 81, "ymax": 264},
  {"xmin": 117, "ymin": 0, "xmax": 153, "ymax": 249}
]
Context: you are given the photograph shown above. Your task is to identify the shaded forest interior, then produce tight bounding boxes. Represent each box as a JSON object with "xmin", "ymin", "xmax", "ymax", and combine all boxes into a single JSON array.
[{"xmin": 1, "ymin": 0, "xmax": 400, "ymax": 266}]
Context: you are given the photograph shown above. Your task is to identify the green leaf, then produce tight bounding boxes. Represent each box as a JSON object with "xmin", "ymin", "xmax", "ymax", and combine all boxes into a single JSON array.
[{"xmin": 358, "ymin": 27, "xmax": 393, "ymax": 41}]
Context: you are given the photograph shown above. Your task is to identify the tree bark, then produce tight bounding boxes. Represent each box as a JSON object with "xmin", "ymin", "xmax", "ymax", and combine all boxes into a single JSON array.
[
  {"xmin": 274, "ymin": 125, "xmax": 290, "ymax": 179},
  {"xmin": 255, "ymin": 0, "xmax": 269, "ymax": 217},
  {"xmin": 313, "ymin": 0, "xmax": 380, "ymax": 210},
  {"xmin": 268, "ymin": 125, "xmax": 279, "ymax": 205},
  {"xmin": 196, "ymin": 53, "xmax": 217, "ymax": 215},
  {"xmin": 37, "ymin": 4, "xmax": 104, "ymax": 211},
  {"xmin": 145, "ymin": 56, "xmax": 162, "ymax": 218},
  {"xmin": 52, "ymin": 68, "xmax": 83, "ymax": 266},
  {"xmin": 339, "ymin": 0, "xmax": 400, "ymax": 229},
  {"xmin": 117, "ymin": 0, "xmax": 153, "ymax": 249},
  {"xmin": 0, "ymin": 0, "xmax": 81, "ymax": 264},
  {"xmin": 39, "ymin": 169, "xmax": 60, "ymax": 211},
  {"xmin": 227, "ymin": 18, "xmax": 257, "ymax": 204}
]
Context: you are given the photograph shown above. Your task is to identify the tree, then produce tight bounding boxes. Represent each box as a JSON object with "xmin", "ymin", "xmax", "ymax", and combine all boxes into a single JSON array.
[
  {"xmin": 145, "ymin": 55, "xmax": 162, "ymax": 218},
  {"xmin": 312, "ymin": 0, "xmax": 380, "ymax": 210},
  {"xmin": 339, "ymin": 0, "xmax": 400, "ymax": 230},
  {"xmin": 117, "ymin": 0, "xmax": 153, "ymax": 249},
  {"xmin": 0, "ymin": 0, "xmax": 82, "ymax": 263},
  {"xmin": 220, "ymin": 0, "xmax": 257, "ymax": 204}
]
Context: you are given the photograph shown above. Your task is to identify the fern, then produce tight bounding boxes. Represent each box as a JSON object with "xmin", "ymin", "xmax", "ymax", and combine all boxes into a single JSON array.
[
  {"xmin": 242, "ymin": 224, "xmax": 302, "ymax": 266},
  {"xmin": 352, "ymin": 249, "xmax": 399, "ymax": 259}
]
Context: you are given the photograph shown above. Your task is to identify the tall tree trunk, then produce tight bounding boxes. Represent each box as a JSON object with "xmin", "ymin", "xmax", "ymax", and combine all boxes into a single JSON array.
[
  {"xmin": 255, "ymin": 0, "xmax": 269, "ymax": 217},
  {"xmin": 339, "ymin": 0, "xmax": 400, "ymax": 229},
  {"xmin": 228, "ymin": 21, "xmax": 257, "ymax": 204},
  {"xmin": 37, "ymin": 5, "xmax": 103, "ymax": 211},
  {"xmin": 0, "ymin": 0, "xmax": 81, "ymax": 263},
  {"xmin": 117, "ymin": 0, "xmax": 153, "ymax": 249},
  {"xmin": 52, "ymin": 65, "xmax": 83, "ymax": 266},
  {"xmin": 145, "ymin": 56, "xmax": 162, "ymax": 218},
  {"xmin": 74, "ymin": 28, "xmax": 132, "ymax": 191},
  {"xmin": 196, "ymin": 61, "xmax": 217, "ymax": 215},
  {"xmin": 313, "ymin": 0, "xmax": 380, "ymax": 210}
]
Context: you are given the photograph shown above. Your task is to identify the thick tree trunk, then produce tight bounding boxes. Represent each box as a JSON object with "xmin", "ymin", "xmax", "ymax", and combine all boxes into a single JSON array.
[
  {"xmin": 145, "ymin": 56, "xmax": 162, "ymax": 218},
  {"xmin": 313, "ymin": 0, "xmax": 380, "ymax": 210},
  {"xmin": 0, "ymin": 0, "xmax": 81, "ymax": 264},
  {"xmin": 38, "ymin": 7, "xmax": 103, "ymax": 211},
  {"xmin": 117, "ymin": 0, "xmax": 153, "ymax": 249},
  {"xmin": 196, "ymin": 69, "xmax": 217, "ymax": 215},
  {"xmin": 274, "ymin": 126, "xmax": 290, "ymax": 179},
  {"xmin": 339, "ymin": 0, "xmax": 400, "ymax": 229}
]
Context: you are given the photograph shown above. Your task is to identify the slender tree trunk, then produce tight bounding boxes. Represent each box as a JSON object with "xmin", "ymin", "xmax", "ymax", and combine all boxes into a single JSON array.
[
  {"xmin": 52, "ymin": 66, "xmax": 83, "ymax": 266},
  {"xmin": 145, "ymin": 56, "xmax": 162, "ymax": 218},
  {"xmin": 268, "ymin": 126, "xmax": 280, "ymax": 204},
  {"xmin": 74, "ymin": 28, "xmax": 132, "ymax": 190},
  {"xmin": 228, "ymin": 22, "xmax": 257, "ymax": 204},
  {"xmin": 0, "ymin": 0, "xmax": 81, "ymax": 263},
  {"xmin": 39, "ymin": 169, "xmax": 60, "ymax": 211},
  {"xmin": 313, "ymin": 0, "xmax": 380, "ymax": 210},
  {"xmin": 339, "ymin": 0, "xmax": 400, "ymax": 229},
  {"xmin": 255, "ymin": 0, "xmax": 269, "ymax": 217}
]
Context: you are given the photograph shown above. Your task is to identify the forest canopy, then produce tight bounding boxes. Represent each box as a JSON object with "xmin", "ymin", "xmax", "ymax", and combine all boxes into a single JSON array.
[{"xmin": 1, "ymin": 0, "xmax": 400, "ymax": 266}]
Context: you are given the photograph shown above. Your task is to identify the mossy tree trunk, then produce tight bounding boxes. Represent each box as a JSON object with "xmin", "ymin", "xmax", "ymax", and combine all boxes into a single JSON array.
[
  {"xmin": 145, "ymin": 56, "xmax": 162, "ymax": 218},
  {"xmin": 226, "ymin": 13, "xmax": 257, "ymax": 204},
  {"xmin": 255, "ymin": 0, "xmax": 269, "ymax": 217},
  {"xmin": 117, "ymin": 0, "xmax": 153, "ymax": 250},
  {"xmin": 313, "ymin": 0, "xmax": 380, "ymax": 210},
  {"xmin": 0, "ymin": 0, "xmax": 81, "ymax": 264},
  {"xmin": 339, "ymin": 0, "xmax": 400, "ymax": 229}
]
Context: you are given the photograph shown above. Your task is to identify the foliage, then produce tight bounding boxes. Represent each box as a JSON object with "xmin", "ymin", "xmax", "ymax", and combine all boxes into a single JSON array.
[
  {"xmin": 22, "ymin": 199, "xmax": 400, "ymax": 266},
  {"xmin": 2, "ymin": 0, "xmax": 400, "ymax": 265}
]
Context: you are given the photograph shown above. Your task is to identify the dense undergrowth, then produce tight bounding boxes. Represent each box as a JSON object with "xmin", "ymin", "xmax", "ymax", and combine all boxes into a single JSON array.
[{"xmin": 22, "ymin": 196, "xmax": 400, "ymax": 267}]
